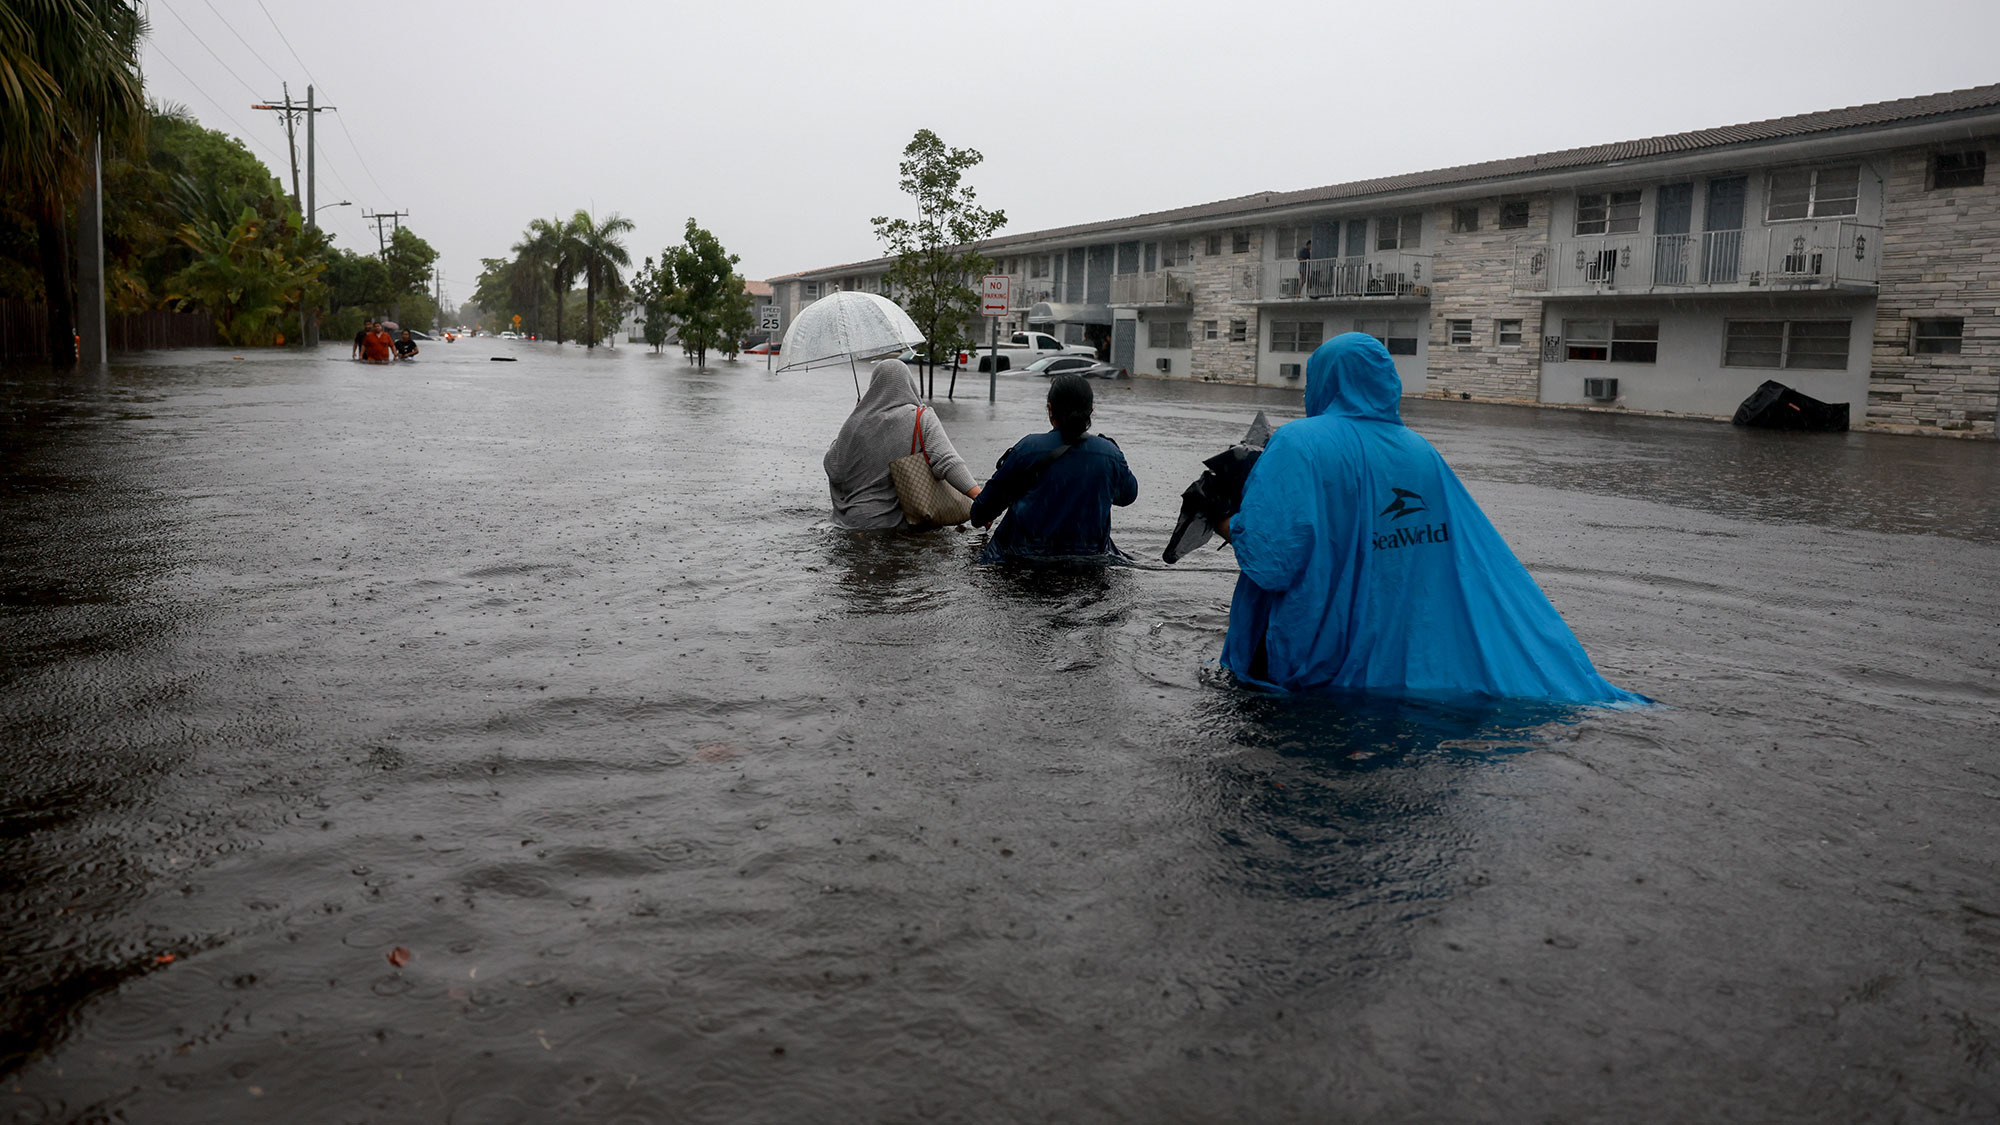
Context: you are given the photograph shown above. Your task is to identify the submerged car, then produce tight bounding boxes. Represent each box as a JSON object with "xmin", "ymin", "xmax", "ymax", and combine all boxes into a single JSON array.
[
  {"xmin": 1019, "ymin": 354, "xmax": 1100, "ymax": 378},
  {"xmin": 744, "ymin": 341, "xmax": 781, "ymax": 355}
]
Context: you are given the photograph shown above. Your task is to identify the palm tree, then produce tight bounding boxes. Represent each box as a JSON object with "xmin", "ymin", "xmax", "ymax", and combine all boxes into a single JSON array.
[
  {"xmin": 511, "ymin": 217, "xmax": 561, "ymax": 341},
  {"xmin": 1, "ymin": 0, "xmax": 147, "ymax": 363},
  {"xmin": 573, "ymin": 209, "xmax": 634, "ymax": 349}
]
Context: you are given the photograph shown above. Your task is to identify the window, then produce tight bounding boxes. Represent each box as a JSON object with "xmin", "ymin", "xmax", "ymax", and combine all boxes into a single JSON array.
[
  {"xmin": 1376, "ymin": 213, "xmax": 1423, "ymax": 250},
  {"xmin": 1575, "ymin": 190, "xmax": 1642, "ymax": 235},
  {"xmin": 1932, "ymin": 151, "xmax": 1986, "ymax": 190},
  {"xmin": 1724, "ymin": 320, "xmax": 1850, "ymax": 369},
  {"xmin": 1270, "ymin": 319, "xmax": 1323, "ymax": 352},
  {"xmin": 1165, "ymin": 239, "xmax": 1191, "ymax": 267},
  {"xmin": 1228, "ymin": 318, "xmax": 1248, "ymax": 343},
  {"xmin": 1356, "ymin": 318, "xmax": 1419, "ymax": 356},
  {"xmin": 1447, "ymin": 319, "xmax": 1473, "ymax": 346},
  {"xmin": 1203, "ymin": 319, "xmax": 1218, "ymax": 340},
  {"xmin": 1452, "ymin": 206, "xmax": 1479, "ymax": 233},
  {"xmin": 1911, "ymin": 317, "xmax": 1963, "ymax": 355},
  {"xmin": 1566, "ymin": 320, "xmax": 1658, "ymax": 363},
  {"xmin": 1495, "ymin": 319, "xmax": 1524, "ymax": 346},
  {"xmin": 1498, "ymin": 199, "xmax": 1532, "ymax": 228},
  {"xmin": 1766, "ymin": 166, "xmax": 1860, "ymax": 221},
  {"xmin": 1274, "ymin": 226, "xmax": 1313, "ymax": 258},
  {"xmin": 1344, "ymin": 218, "xmax": 1368, "ymax": 257},
  {"xmin": 1030, "ymin": 256, "xmax": 1049, "ymax": 279},
  {"xmin": 1144, "ymin": 242, "xmax": 1158, "ymax": 272},
  {"xmin": 1149, "ymin": 319, "xmax": 1190, "ymax": 349},
  {"xmin": 1231, "ymin": 229, "xmax": 1251, "ymax": 254},
  {"xmin": 1205, "ymin": 232, "xmax": 1222, "ymax": 256},
  {"xmin": 802, "ymin": 281, "xmax": 821, "ymax": 300},
  {"xmin": 1117, "ymin": 241, "xmax": 1142, "ymax": 274}
]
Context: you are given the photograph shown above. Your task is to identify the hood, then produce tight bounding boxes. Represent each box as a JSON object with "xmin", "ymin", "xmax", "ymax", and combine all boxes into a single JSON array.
[
  {"xmin": 1304, "ymin": 332, "xmax": 1403, "ymax": 423},
  {"xmin": 856, "ymin": 358, "xmax": 921, "ymax": 413}
]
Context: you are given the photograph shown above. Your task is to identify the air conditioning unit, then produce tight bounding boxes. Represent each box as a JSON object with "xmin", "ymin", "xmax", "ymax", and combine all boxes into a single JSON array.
[
  {"xmin": 1156, "ymin": 358, "xmax": 1172, "ymax": 373},
  {"xmin": 1583, "ymin": 377, "xmax": 1618, "ymax": 400},
  {"xmin": 1280, "ymin": 363, "xmax": 1303, "ymax": 380}
]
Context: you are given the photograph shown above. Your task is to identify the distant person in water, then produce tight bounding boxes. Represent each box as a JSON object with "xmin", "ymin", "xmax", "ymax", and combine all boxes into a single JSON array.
[
  {"xmin": 352, "ymin": 320, "xmax": 370, "ymax": 359},
  {"xmin": 823, "ymin": 358, "xmax": 980, "ymax": 530},
  {"xmin": 1222, "ymin": 332, "xmax": 1647, "ymax": 705},
  {"xmin": 969, "ymin": 373, "xmax": 1137, "ymax": 562},
  {"xmin": 394, "ymin": 330, "xmax": 418, "ymax": 360},
  {"xmin": 361, "ymin": 323, "xmax": 394, "ymax": 363}
]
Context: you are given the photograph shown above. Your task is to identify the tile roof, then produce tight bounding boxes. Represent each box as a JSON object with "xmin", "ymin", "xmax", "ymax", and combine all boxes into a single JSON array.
[{"xmin": 771, "ymin": 82, "xmax": 2000, "ymax": 280}]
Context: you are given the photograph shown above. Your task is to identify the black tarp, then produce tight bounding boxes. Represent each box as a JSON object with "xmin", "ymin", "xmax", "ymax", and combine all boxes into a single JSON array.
[
  {"xmin": 1163, "ymin": 412, "xmax": 1274, "ymax": 564},
  {"xmin": 1731, "ymin": 380, "xmax": 1850, "ymax": 432}
]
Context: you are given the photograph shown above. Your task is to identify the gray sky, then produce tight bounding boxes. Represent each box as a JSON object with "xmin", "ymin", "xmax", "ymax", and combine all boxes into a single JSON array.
[{"xmin": 139, "ymin": 0, "xmax": 2000, "ymax": 307}]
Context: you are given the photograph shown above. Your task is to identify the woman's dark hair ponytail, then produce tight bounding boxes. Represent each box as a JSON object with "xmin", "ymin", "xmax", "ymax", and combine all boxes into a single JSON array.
[{"xmin": 1047, "ymin": 374, "xmax": 1093, "ymax": 442}]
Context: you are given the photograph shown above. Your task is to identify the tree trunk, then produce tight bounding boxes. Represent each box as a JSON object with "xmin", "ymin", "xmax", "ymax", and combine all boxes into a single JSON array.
[
  {"xmin": 585, "ymin": 272, "xmax": 596, "ymax": 350},
  {"xmin": 551, "ymin": 268, "xmax": 563, "ymax": 344},
  {"xmin": 36, "ymin": 201, "xmax": 76, "ymax": 367}
]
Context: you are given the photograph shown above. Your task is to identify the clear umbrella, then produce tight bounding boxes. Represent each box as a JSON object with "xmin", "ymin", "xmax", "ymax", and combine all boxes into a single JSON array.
[{"xmin": 776, "ymin": 292, "xmax": 925, "ymax": 395}]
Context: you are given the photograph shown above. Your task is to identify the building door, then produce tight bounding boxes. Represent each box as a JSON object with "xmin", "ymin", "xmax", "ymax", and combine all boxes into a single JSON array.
[
  {"xmin": 1112, "ymin": 319, "xmax": 1136, "ymax": 373},
  {"xmin": 1654, "ymin": 183, "xmax": 1693, "ymax": 285},
  {"xmin": 1704, "ymin": 177, "xmax": 1746, "ymax": 284}
]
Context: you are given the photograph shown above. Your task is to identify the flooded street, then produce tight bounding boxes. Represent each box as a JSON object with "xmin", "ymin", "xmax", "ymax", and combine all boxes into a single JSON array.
[{"xmin": 3, "ymin": 338, "xmax": 1998, "ymax": 1121}]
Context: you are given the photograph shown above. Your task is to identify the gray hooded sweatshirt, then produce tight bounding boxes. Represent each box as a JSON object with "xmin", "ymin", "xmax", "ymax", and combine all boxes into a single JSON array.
[{"xmin": 823, "ymin": 359, "xmax": 976, "ymax": 529}]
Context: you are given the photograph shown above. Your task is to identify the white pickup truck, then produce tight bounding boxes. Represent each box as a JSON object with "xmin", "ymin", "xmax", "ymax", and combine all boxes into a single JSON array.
[{"xmin": 959, "ymin": 331, "xmax": 1098, "ymax": 373}]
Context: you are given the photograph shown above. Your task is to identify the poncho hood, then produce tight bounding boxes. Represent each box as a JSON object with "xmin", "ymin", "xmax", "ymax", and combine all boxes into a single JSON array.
[{"xmin": 1305, "ymin": 332, "xmax": 1403, "ymax": 423}]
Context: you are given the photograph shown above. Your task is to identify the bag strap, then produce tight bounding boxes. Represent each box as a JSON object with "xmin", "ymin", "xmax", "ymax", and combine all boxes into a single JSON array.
[{"xmin": 910, "ymin": 406, "xmax": 931, "ymax": 464}]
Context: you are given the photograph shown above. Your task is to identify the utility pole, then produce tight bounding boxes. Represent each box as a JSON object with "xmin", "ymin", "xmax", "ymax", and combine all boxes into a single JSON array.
[
  {"xmin": 362, "ymin": 209, "xmax": 408, "ymax": 257},
  {"xmin": 252, "ymin": 83, "xmax": 305, "ymax": 211},
  {"xmin": 254, "ymin": 84, "xmax": 333, "ymax": 346}
]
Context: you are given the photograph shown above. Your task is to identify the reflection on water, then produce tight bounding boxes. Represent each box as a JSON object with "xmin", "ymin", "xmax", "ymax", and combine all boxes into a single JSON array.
[
  {"xmin": 1422, "ymin": 402, "xmax": 2000, "ymax": 542},
  {"xmin": 3, "ymin": 343, "xmax": 1997, "ymax": 1120},
  {"xmin": 1181, "ymin": 687, "xmax": 1573, "ymax": 914}
]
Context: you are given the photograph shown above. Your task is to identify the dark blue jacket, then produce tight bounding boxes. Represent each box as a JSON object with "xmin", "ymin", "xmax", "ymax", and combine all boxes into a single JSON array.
[{"xmin": 970, "ymin": 430, "xmax": 1138, "ymax": 562}]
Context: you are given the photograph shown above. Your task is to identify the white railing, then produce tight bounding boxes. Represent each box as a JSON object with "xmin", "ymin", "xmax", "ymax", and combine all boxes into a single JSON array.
[
  {"xmin": 1515, "ymin": 222, "xmax": 1879, "ymax": 293},
  {"xmin": 1243, "ymin": 252, "xmax": 1434, "ymax": 301},
  {"xmin": 1109, "ymin": 269, "xmax": 1194, "ymax": 305},
  {"xmin": 1010, "ymin": 282, "xmax": 1058, "ymax": 312}
]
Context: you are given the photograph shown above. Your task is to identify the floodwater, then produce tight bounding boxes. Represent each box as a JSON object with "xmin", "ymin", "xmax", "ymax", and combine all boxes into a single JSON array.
[{"xmin": 2, "ymin": 338, "xmax": 1997, "ymax": 1122}]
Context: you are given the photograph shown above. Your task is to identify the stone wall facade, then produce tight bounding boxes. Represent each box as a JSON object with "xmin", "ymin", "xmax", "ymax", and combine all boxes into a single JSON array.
[
  {"xmin": 1422, "ymin": 194, "xmax": 1552, "ymax": 401},
  {"xmin": 1867, "ymin": 140, "xmax": 2000, "ymax": 437},
  {"xmin": 1189, "ymin": 226, "xmax": 1261, "ymax": 383}
]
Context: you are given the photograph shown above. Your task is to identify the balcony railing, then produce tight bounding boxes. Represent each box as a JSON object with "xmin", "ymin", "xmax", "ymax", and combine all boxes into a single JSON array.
[
  {"xmin": 1010, "ymin": 282, "xmax": 1057, "ymax": 312},
  {"xmin": 1514, "ymin": 222, "xmax": 1880, "ymax": 294},
  {"xmin": 1241, "ymin": 253, "xmax": 1434, "ymax": 302},
  {"xmin": 1109, "ymin": 269, "xmax": 1194, "ymax": 306}
]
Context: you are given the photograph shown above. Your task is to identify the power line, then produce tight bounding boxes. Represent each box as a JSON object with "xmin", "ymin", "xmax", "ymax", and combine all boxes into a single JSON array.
[
  {"xmin": 152, "ymin": 0, "xmax": 263, "ymax": 101},
  {"xmin": 148, "ymin": 44, "xmax": 291, "ymax": 168},
  {"xmin": 198, "ymin": 0, "xmax": 287, "ymax": 87},
  {"xmin": 252, "ymin": 0, "xmax": 322, "ymax": 90},
  {"xmin": 331, "ymin": 110, "xmax": 399, "ymax": 208}
]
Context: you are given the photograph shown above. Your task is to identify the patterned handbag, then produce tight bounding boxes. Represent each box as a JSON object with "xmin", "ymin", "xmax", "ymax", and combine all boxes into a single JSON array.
[{"xmin": 888, "ymin": 407, "xmax": 974, "ymax": 526}]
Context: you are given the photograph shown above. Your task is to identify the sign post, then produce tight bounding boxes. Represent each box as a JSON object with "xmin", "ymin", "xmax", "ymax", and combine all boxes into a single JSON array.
[
  {"xmin": 981, "ymin": 274, "xmax": 1009, "ymax": 403},
  {"xmin": 759, "ymin": 304, "xmax": 781, "ymax": 371}
]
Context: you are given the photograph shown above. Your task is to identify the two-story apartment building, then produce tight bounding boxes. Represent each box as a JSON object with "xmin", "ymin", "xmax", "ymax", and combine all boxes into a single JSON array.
[{"xmin": 768, "ymin": 84, "xmax": 2000, "ymax": 438}]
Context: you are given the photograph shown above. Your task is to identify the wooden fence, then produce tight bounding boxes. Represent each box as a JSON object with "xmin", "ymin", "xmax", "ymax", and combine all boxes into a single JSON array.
[{"xmin": 0, "ymin": 299, "xmax": 218, "ymax": 359}]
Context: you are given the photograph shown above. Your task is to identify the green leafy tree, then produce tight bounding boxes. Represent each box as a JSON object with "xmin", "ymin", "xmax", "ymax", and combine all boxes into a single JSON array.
[
  {"xmin": 383, "ymin": 227, "xmax": 437, "ymax": 299},
  {"xmin": 716, "ymin": 276, "xmax": 755, "ymax": 360},
  {"xmin": 1, "ymin": 0, "xmax": 147, "ymax": 362},
  {"xmin": 871, "ymin": 129, "xmax": 1006, "ymax": 382},
  {"xmin": 470, "ymin": 254, "xmax": 547, "ymax": 336},
  {"xmin": 165, "ymin": 206, "xmax": 323, "ymax": 345},
  {"xmin": 573, "ymin": 210, "xmax": 634, "ymax": 350},
  {"xmin": 661, "ymin": 219, "xmax": 744, "ymax": 369},
  {"xmin": 515, "ymin": 213, "xmax": 583, "ymax": 343},
  {"xmin": 629, "ymin": 255, "xmax": 675, "ymax": 353}
]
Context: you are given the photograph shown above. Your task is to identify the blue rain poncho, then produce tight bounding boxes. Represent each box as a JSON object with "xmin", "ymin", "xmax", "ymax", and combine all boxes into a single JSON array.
[{"xmin": 1222, "ymin": 333, "xmax": 1648, "ymax": 706}]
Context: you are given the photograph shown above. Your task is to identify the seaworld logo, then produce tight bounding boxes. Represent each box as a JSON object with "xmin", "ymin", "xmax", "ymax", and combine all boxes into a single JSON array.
[
  {"xmin": 1379, "ymin": 488, "xmax": 1426, "ymax": 520},
  {"xmin": 1373, "ymin": 522, "xmax": 1451, "ymax": 551},
  {"xmin": 1375, "ymin": 489, "xmax": 1446, "ymax": 550}
]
